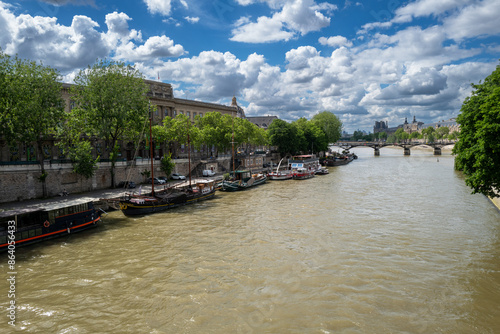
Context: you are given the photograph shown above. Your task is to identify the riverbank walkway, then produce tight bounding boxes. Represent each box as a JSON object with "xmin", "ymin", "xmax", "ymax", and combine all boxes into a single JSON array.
[{"xmin": 0, "ymin": 176, "xmax": 223, "ymax": 213}]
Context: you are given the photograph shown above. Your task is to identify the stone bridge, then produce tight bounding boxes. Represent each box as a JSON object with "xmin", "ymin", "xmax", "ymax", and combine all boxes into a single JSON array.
[{"xmin": 332, "ymin": 141, "xmax": 456, "ymax": 156}]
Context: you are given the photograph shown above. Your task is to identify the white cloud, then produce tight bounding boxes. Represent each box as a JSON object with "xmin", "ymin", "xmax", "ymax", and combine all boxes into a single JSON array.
[
  {"xmin": 3, "ymin": 11, "xmax": 110, "ymax": 70},
  {"xmin": 230, "ymin": 0, "xmax": 336, "ymax": 43},
  {"xmin": 105, "ymin": 11, "xmax": 142, "ymax": 43},
  {"xmin": 0, "ymin": 4, "xmax": 185, "ymax": 71},
  {"xmin": 39, "ymin": 0, "xmax": 96, "ymax": 5},
  {"xmin": 442, "ymin": 0, "xmax": 500, "ymax": 40},
  {"xmin": 393, "ymin": 0, "xmax": 472, "ymax": 22},
  {"xmin": 319, "ymin": 35, "xmax": 353, "ymax": 48},
  {"xmin": 230, "ymin": 15, "xmax": 294, "ymax": 43},
  {"xmin": 185, "ymin": 16, "xmax": 199, "ymax": 24},
  {"xmin": 115, "ymin": 35, "xmax": 185, "ymax": 61},
  {"xmin": 143, "ymin": 0, "xmax": 172, "ymax": 16},
  {"xmin": 276, "ymin": 0, "xmax": 332, "ymax": 35}
]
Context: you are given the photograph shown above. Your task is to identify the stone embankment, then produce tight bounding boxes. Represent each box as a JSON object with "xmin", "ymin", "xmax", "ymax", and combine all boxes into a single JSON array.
[{"xmin": 0, "ymin": 176, "xmax": 223, "ymax": 213}]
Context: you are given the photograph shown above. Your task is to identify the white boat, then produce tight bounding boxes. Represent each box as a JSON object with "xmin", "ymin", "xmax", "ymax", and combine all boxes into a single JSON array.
[
  {"xmin": 267, "ymin": 158, "xmax": 293, "ymax": 180},
  {"xmin": 315, "ymin": 166, "xmax": 329, "ymax": 175},
  {"xmin": 288, "ymin": 155, "xmax": 319, "ymax": 180}
]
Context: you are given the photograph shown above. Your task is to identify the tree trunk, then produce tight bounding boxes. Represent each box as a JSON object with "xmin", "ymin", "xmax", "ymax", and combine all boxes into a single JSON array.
[{"xmin": 37, "ymin": 141, "xmax": 48, "ymax": 198}]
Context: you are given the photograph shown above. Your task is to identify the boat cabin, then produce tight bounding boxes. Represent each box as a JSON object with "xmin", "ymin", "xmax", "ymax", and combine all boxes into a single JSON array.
[
  {"xmin": 288, "ymin": 155, "xmax": 319, "ymax": 172},
  {"xmin": 230, "ymin": 170, "xmax": 252, "ymax": 182}
]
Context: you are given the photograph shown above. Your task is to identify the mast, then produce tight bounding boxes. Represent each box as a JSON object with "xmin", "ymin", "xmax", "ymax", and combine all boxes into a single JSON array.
[
  {"xmin": 149, "ymin": 105, "xmax": 155, "ymax": 196},
  {"xmin": 231, "ymin": 111, "xmax": 235, "ymax": 174},
  {"xmin": 276, "ymin": 158, "xmax": 283, "ymax": 173},
  {"xmin": 187, "ymin": 118, "xmax": 192, "ymax": 187}
]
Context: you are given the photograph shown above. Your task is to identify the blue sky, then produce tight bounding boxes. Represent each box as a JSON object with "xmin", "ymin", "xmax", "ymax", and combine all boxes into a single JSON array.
[{"xmin": 1, "ymin": 0, "xmax": 499, "ymax": 133}]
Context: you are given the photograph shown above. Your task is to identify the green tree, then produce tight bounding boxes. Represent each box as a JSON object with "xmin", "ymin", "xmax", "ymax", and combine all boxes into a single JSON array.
[
  {"xmin": 363, "ymin": 133, "xmax": 374, "ymax": 141},
  {"xmin": 195, "ymin": 111, "xmax": 233, "ymax": 156},
  {"xmin": 409, "ymin": 132, "xmax": 420, "ymax": 140},
  {"xmin": 268, "ymin": 119, "xmax": 299, "ymax": 157},
  {"xmin": 378, "ymin": 131, "xmax": 387, "ymax": 141},
  {"xmin": 292, "ymin": 118, "xmax": 327, "ymax": 154},
  {"xmin": 453, "ymin": 64, "xmax": 500, "ymax": 198},
  {"xmin": 421, "ymin": 127, "xmax": 435, "ymax": 143},
  {"xmin": 69, "ymin": 141, "xmax": 99, "ymax": 179},
  {"xmin": 394, "ymin": 128, "xmax": 405, "ymax": 143},
  {"xmin": 68, "ymin": 59, "xmax": 150, "ymax": 188},
  {"xmin": 351, "ymin": 130, "xmax": 364, "ymax": 141},
  {"xmin": 448, "ymin": 131, "xmax": 459, "ymax": 141},
  {"xmin": 400, "ymin": 131, "xmax": 409, "ymax": 143},
  {"xmin": 311, "ymin": 111, "xmax": 342, "ymax": 144},
  {"xmin": 436, "ymin": 126, "xmax": 450, "ymax": 140},
  {"xmin": 234, "ymin": 117, "xmax": 269, "ymax": 153},
  {"xmin": 160, "ymin": 153, "xmax": 175, "ymax": 181},
  {"xmin": 0, "ymin": 51, "xmax": 66, "ymax": 197}
]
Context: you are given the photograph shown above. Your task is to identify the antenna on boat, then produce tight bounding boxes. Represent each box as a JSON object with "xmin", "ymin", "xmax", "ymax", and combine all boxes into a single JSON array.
[
  {"xmin": 231, "ymin": 110, "xmax": 235, "ymax": 175},
  {"xmin": 187, "ymin": 117, "xmax": 192, "ymax": 188},
  {"xmin": 149, "ymin": 103, "xmax": 155, "ymax": 196}
]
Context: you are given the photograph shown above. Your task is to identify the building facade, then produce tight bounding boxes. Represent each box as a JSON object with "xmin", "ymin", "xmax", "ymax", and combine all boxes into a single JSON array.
[
  {"xmin": 374, "ymin": 116, "xmax": 460, "ymax": 136},
  {"xmin": 1, "ymin": 80, "xmax": 245, "ymax": 164}
]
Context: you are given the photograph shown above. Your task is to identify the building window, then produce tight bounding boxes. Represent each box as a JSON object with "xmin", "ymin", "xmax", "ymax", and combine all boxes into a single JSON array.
[
  {"xmin": 187, "ymin": 111, "xmax": 190, "ymax": 119},
  {"xmin": 193, "ymin": 112, "xmax": 197, "ymax": 118}
]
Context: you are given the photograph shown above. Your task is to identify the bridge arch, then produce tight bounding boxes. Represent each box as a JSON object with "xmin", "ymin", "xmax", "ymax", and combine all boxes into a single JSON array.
[{"xmin": 331, "ymin": 141, "xmax": 455, "ymax": 156}]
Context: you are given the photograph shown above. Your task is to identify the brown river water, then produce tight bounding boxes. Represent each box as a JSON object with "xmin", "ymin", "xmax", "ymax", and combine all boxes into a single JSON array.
[{"xmin": 1, "ymin": 147, "xmax": 500, "ymax": 333}]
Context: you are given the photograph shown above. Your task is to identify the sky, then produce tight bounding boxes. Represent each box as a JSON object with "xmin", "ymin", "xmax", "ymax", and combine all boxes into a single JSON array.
[{"xmin": 1, "ymin": 0, "xmax": 499, "ymax": 133}]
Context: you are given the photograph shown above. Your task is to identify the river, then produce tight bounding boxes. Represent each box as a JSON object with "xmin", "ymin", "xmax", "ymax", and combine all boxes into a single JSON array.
[{"xmin": 1, "ymin": 146, "xmax": 500, "ymax": 333}]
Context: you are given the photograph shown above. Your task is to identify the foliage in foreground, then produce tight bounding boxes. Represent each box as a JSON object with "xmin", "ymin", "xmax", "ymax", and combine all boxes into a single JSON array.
[{"xmin": 453, "ymin": 64, "xmax": 500, "ymax": 198}]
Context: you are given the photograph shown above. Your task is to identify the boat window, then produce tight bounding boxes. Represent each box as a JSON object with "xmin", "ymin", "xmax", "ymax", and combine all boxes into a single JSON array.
[
  {"xmin": 48, "ymin": 211, "xmax": 55, "ymax": 222},
  {"xmin": 17, "ymin": 211, "xmax": 43, "ymax": 228},
  {"xmin": 29, "ymin": 229, "xmax": 36, "ymax": 238},
  {"xmin": 22, "ymin": 231, "xmax": 29, "ymax": 240},
  {"xmin": 0, "ymin": 235, "xmax": 6, "ymax": 244},
  {"xmin": 35, "ymin": 228, "xmax": 42, "ymax": 236},
  {"xmin": 0, "ymin": 217, "xmax": 12, "ymax": 231}
]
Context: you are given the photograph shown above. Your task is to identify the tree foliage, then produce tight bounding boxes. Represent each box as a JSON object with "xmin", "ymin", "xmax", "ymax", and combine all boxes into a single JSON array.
[
  {"xmin": 160, "ymin": 153, "xmax": 175, "ymax": 180},
  {"xmin": 311, "ymin": 111, "xmax": 342, "ymax": 144},
  {"xmin": 195, "ymin": 112, "xmax": 233, "ymax": 156},
  {"xmin": 268, "ymin": 119, "xmax": 299, "ymax": 157},
  {"xmin": 0, "ymin": 51, "xmax": 65, "ymax": 196},
  {"xmin": 453, "ymin": 64, "xmax": 500, "ymax": 198},
  {"xmin": 69, "ymin": 141, "xmax": 99, "ymax": 179},
  {"xmin": 67, "ymin": 59, "xmax": 150, "ymax": 187}
]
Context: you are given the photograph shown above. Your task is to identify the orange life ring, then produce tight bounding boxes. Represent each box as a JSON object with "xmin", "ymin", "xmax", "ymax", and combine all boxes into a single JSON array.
[{"xmin": 44, "ymin": 220, "xmax": 50, "ymax": 228}]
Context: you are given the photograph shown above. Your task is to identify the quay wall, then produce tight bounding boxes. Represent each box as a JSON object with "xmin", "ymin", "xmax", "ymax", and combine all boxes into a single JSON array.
[{"xmin": 0, "ymin": 157, "xmax": 232, "ymax": 203}]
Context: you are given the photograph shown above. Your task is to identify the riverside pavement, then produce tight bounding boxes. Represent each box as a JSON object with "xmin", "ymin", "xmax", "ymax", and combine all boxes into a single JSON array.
[{"xmin": 0, "ymin": 177, "xmax": 222, "ymax": 213}]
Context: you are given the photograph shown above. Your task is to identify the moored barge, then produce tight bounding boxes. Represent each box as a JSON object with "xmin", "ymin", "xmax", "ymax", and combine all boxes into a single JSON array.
[{"xmin": 0, "ymin": 202, "xmax": 101, "ymax": 251}]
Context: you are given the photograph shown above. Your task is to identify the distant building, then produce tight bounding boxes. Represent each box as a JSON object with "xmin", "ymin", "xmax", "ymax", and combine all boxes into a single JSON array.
[
  {"xmin": 374, "ymin": 116, "xmax": 459, "ymax": 136},
  {"xmin": 246, "ymin": 116, "xmax": 278, "ymax": 129},
  {"xmin": 373, "ymin": 120, "xmax": 401, "ymax": 135},
  {"xmin": 403, "ymin": 116, "xmax": 424, "ymax": 134},
  {"xmin": 420, "ymin": 118, "xmax": 460, "ymax": 133}
]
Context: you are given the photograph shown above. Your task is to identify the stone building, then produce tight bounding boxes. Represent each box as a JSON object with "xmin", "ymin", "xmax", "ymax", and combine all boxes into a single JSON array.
[
  {"xmin": 246, "ymin": 116, "xmax": 278, "ymax": 129},
  {"xmin": 374, "ymin": 116, "xmax": 459, "ymax": 136},
  {"xmin": 1, "ymin": 80, "xmax": 245, "ymax": 164},
  {"xmin": 0, "ymin": 80, "xmax": 248, "ymax": 202},
  {"xmin": 403, "ymin": 116, "xmax": 424, "ymax": 134}
]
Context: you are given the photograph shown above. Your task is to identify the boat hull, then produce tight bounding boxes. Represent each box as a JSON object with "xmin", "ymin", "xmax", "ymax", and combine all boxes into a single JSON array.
[
  {"xmin": 267, "ymin": 172, "xmax": 293, "ymax": 181},
  {"xmin": 220, "ymin": 175, "xmax": 267, "ymax": 191},
  {"xmin": 0, "ymin": 203, "xmax": 101, "ymax": 251},
  {"xmin": 119, "ymin": 190, "xmax": 215, "ymax": 216},
  {"xmin": 293, "ymin": 172, "xmax": 315, "ymax": 180}
]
